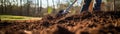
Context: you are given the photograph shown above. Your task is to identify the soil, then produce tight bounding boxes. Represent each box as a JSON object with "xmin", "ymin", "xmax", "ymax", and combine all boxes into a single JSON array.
[{"xmin": 0, "ymin": 11, "xmax": 120, "ymax": 34}]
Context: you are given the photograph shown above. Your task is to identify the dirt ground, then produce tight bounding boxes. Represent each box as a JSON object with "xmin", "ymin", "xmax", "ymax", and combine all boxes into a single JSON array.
[{"xmin": 0, "ymin": 11, "xmax": 120, "ymax": 34}]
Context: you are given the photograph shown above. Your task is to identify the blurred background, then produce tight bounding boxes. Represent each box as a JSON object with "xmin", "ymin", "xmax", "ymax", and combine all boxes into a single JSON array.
[{"xmin": 0, "ymin": 0, "xmax": 119, "ymax": 17}]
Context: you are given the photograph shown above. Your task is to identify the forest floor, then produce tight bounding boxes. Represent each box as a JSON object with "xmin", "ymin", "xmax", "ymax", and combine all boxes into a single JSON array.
[{"xmin": 0, "ymin": 11, "xmax": 120, "ymax": 34}]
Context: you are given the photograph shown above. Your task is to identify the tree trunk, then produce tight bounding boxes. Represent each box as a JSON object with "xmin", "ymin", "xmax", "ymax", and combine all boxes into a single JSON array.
[
  {"xmin": 27, "ymin": 0, "xmax": 30, "ymax": 16},
  {"xmin": 52, "ymin": 0, "xmax": 55, "ymax": 13}
]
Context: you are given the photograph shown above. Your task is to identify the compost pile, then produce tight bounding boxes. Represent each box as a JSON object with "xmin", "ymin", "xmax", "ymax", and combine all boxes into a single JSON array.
[{"xmin": 0, "ymin": 11, "xmax": 120, "ymax": 34}]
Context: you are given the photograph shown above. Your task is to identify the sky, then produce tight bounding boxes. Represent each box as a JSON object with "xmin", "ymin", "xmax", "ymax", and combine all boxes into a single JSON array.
[
  {"xmin": 31, "ymin": 0, "xmax": 82, "ymax": 8},
  {"xmin": 8, "ymin": 0, "xmax": 82, "ymax": 8},
  {"xmin": 5, "ymin": 0, "xmax": 108, "ymax": 8}
]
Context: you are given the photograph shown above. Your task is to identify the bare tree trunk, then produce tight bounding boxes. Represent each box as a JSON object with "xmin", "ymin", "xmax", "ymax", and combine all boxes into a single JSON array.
[
  {"xmin": 40, "ymin": 0, "xmax": 42, "ymax": 16},
  {"xmin": 40, "ymin": 0, "xmax": 42, "ymax": 12},
  {"xmin": 0, "ymin": 0, "xmax": 4, "ymax": 14},
  {"xmin": 47, "ymin": 0, "xmax": 49, "ymax": 12},
  {"xmin": 52, "ymin": 0, "xmax": 55, "ymax": 13},
  {"xmin": 40, "ymin": 1, "xmax": 42, "ymax": 10},
  {"xmin": 52, "ymin": 0, "xmax": 55, "ymax": 8},
  {"xmin": 3, "ymin": 0, "xmax": 6, "ymax": 14},
  {"xmin": 20, "ymin": 0, "xmax": 22, "ymax": 15},
  {"xmin": 114, "ymin": 0, "xmax": 115, "ymax": 11},
  {"xmin": 17, "ymin": 0, "xmax": 20, "ymax": 15},
  {"xmin": 37, "ymin": 0, "xmax": 39, "ymax": 16},
  {"xmin": 27, "ymin": 0, "xmax": 30, "ymax": 16},
  {"xmin": 14, "ymin": 0, "xmax": 18, "ymax": 15},
  {"xmin": 23, "ymin": 0, "xmax": 26, "ymax": 16},
  {"xmin": 58, "ymin": 0, "xmax": 60, "ymax": 9},
  {"xmin": 34, "ymin": 0, "xmax": 37, "ymax": 16}
]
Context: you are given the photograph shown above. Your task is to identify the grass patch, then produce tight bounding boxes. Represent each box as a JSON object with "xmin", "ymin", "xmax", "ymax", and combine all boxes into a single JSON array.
[{"xmin": 0, "ymin": 15, "xmax": 42, "ymax": 20}]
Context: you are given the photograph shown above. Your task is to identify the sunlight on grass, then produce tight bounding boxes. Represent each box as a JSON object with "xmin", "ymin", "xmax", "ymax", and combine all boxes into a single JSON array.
[{"xmin": 0, "ymin": 15, "xmax": 42, "ymax": 20}]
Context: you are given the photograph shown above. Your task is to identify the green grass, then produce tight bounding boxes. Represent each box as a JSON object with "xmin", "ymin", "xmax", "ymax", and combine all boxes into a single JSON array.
[{"xmin": 0, "ymin": 15, "xmax": 42, "ymax": 20}]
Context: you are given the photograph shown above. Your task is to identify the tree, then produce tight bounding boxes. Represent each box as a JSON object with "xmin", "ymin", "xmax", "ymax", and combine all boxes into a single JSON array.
[
  {"xmin": 2, "ymin": 0, "xmax": 12, "ymax": 14},
  {"xmin": 20, "ymin": 0, "xmax": 23, "ymax": 15},
  {"xmin": 58, "ymin": 0, "xmax": 60, "ymax": 8},
  {"xmin": 23, "ymin": 0, "xmax": 32, "ymax": 16},
  {"xmin": 52, "ymin": 0, "xmax": 55, "ymax": 9},
  {"xmin": 40, "ymin": 0, "xmax": 42, "ymax": 11},
  {"xmin": 115, "ymin": 0, "xmax": 120, "ymax": 11},
  {"xmin": 52, "ymin": 0, "xmax": 55, "ymax": 13},
  {"xmin": 0, "ymin": 0, "xmax": 4, "ymax": 14},
  {"xmin": 47, "ymin": 0, "xmax": 49, "ymax": 12},
  {"xmin": 37, "ymin": 0, "xmax": 39, "ymax": 14},
  {"xmin": 34, "ymin": 0, "xmax": 38, "ymax": 16}
]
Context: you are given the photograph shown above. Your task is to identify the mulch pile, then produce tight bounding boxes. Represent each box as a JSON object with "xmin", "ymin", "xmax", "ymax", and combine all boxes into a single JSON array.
[{"xmin": 0, "ymin": 11, "xmax": 120, "ymax": 34}]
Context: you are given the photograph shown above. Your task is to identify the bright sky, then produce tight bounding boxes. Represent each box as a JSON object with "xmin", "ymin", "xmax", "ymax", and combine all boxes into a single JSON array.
[
  {"xmin": 8, "ymin": 0, "xmax": 82, "ymax": 8},
  {"xmin": 32, "ymin": 0, "xmax": 82, "ymax": 8}
]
